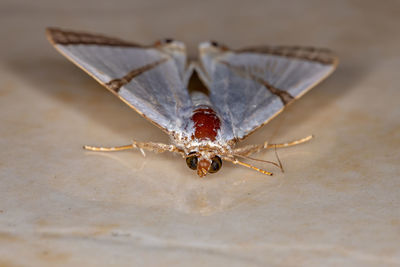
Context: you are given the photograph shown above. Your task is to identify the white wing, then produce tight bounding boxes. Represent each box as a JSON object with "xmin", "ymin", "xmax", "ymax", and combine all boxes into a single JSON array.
[
  {"xmin": 199, "ymin": 42, "xmax": 338, "ymax": 140},
  {"xmin": 46, "ymin": 28, "xmax": 192, "ymax": 134}
]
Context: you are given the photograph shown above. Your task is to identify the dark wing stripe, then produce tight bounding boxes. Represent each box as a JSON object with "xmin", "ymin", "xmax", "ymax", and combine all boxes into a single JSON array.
[
  {"xmin": 237, "ymin": 46, "xmax": 337, "ymax": 65},
  {"xmin": 220, "ymin": 61, "xmax": 294, "ymax": 105},
  {"xmin": 46, "ymin": 28, "xmax": 142, "ymax": 47},
  {"xmin": 252, "ymin": 76, "xmax": 294, "ymax": 105},
  {"xmin": 106, "ymin": 58, "xmax": 169, "ymax": 92}
]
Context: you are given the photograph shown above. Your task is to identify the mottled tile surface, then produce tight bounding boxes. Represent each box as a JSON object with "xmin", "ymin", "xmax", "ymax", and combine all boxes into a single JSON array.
[{"xmin": 0, "ymin": 0, "xmax": 399, "ymax": 266}]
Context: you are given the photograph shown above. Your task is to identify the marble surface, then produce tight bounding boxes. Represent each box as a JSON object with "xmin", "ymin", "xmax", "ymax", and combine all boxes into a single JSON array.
[{"xmin": 0, "ymin": 0, "xmax": 399, "ymax": 266}]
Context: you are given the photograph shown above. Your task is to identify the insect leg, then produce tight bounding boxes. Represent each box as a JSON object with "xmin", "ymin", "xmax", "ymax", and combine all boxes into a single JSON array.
[
  {"xmin": 223, "ymin": 157, "xmax": 273, "ymax": 176},
  {"xmin": 84, "ymin": 141, "xmax": 185, "ymax": 156},
  {"xmin": 234, "ymin": 135, "xmax": 313, "ymax": 156},
  {"xmin": 131, "ymin": 141, "xmax": 184, "ymax": 156},
  {"xmin": 268, "ymin": 135, "xmax": 313, "ymax": 149},
  {"xmin": 83, "ymin": 144, "xmax": 134, "ymax": 152}
]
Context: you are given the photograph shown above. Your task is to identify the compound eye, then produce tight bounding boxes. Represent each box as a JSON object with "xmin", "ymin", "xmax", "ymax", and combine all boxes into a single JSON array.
[
  {"xmin": 163, "ymin": 38, "xmax": 174, "ymax": 44},
  {"xmin": 209, "ymin": 156, "xmax": 222, "ymax": 173},
  {"xmin": 185, "ymin": 152, "xmax": 198, "ymax": 170},
  {"xmin": 210, "ymin": 41, "xmax": 219, "ymax": 47}
]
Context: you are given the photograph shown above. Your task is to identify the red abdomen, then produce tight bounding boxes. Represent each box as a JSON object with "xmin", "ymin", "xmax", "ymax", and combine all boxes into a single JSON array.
[{"xmin": 191, "ymin": 107, "xmax": 221, "ymax": 141}]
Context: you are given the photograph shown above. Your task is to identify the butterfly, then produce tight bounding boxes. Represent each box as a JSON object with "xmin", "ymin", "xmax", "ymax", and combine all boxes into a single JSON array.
[{"xmin": 46, "ymin": 28, "xmax": 338, "ymax": 177}]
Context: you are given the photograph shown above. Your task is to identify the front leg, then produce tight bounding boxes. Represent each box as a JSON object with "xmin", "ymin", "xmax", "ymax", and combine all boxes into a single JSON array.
[
  {"xmin": 84, "ymin": 140, "xmax": 185, "ymax": 157},
  {"xmin": 233, "ymin": 135, "xmax": 313, "ymax": 157}
]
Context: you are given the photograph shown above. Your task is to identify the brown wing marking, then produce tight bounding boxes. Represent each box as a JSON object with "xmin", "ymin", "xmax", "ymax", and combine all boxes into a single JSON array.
[
  {"xmin": 220, "ymin": 61, "xmax": 294, "ymax": 105},
  {"xmin": 106, "ymin": 57, "xmax": 169, "ymax": 92},
  {"xmin": 236, "ymin": 45, "xmax": 338, "ymax": 65},
  {"xmin": 46, "ymin": 27, "xmax": 143, "ymax": 47}
]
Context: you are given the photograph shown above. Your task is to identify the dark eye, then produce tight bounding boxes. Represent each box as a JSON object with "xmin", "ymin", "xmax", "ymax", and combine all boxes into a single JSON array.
[
  {"xmin": 210, "ymin": 41, "xmax": 219, "ymax": 47},
  {"xmin": 209, "ymin": 156, "xmax": 222, "ymax": 173},
  {"xmin": 186, "ymin": 152, "xmax": 198, "ymax": 170},
  {"xmin": 163, "ymin": 38, "xmax": 174, "ymax": 44}
]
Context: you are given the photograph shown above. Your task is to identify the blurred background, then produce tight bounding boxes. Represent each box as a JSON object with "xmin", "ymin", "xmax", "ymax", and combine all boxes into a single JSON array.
[{"xmin": 0, "ymin": 0, "xmax": 399, "ymax": 266}]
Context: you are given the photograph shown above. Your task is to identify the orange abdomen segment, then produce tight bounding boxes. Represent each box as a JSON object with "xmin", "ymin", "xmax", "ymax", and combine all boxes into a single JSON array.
[{"xmin": 191, "ymin": 108, "xmax": 221, "ymax": 141}]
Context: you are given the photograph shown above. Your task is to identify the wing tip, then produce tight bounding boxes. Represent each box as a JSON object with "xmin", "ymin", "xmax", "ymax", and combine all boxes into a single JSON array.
[
  {"xmin": 45, "ymin": 27, "xmax": 76, "ymax": 46},
  {"xmin": 317, "ymin": 48, "xmax": 340, "ymax": 67},
  {"xmin": 45, "ymin": 27, "xmax": 59, "ymax": 45},
  {"xmin": 331, "ymin": 54, "xmax": 340, "ymax": 68}
]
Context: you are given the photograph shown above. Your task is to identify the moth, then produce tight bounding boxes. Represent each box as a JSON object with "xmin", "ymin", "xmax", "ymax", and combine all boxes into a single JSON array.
[{"xmin": 46, "ymin": 28, "xmax": 338, "ymax": 177}]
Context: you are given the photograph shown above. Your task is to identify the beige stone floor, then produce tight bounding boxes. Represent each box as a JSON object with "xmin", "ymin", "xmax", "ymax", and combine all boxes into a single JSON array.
[{"xmin": 0, "ymin": 0, "xmax": 399, "ymax": 266}]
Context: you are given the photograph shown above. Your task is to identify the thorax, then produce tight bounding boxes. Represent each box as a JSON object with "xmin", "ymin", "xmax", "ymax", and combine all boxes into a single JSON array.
[{"xmin": 172, "ymin": 92, "xmax": 234, "ymax": 154}]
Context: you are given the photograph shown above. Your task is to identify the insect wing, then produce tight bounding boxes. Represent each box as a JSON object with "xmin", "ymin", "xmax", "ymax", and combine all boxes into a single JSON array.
[
  {"xmin": 46, "ymin": 28, "xmax": 192, "ymax": 133},
  {"xmin": 199, "ymin": 42, "xmax": 338, "ymax": 140}
]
